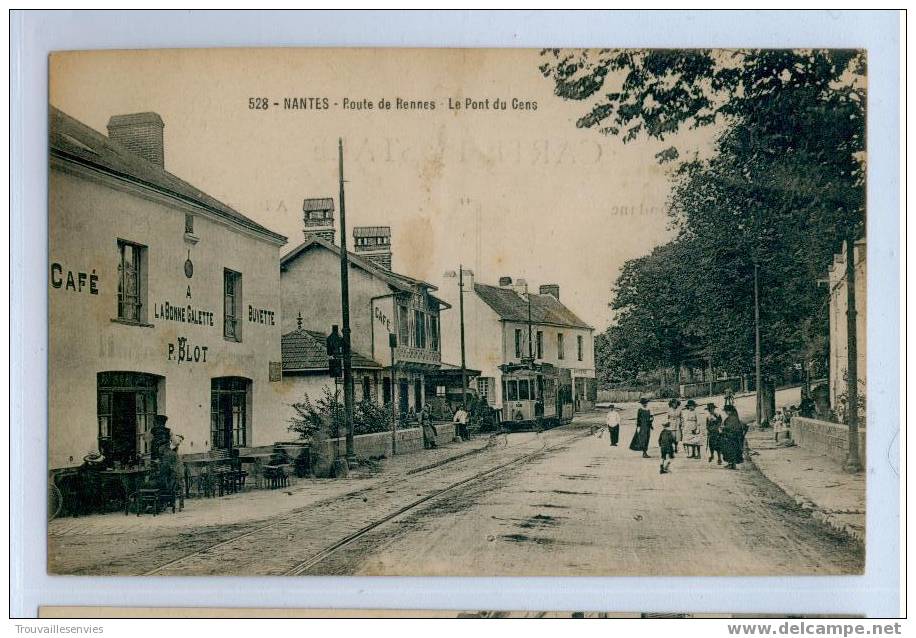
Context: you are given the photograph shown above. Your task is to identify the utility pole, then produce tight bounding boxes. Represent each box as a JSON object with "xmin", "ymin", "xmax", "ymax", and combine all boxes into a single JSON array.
[
  {"xmin": 459, "ymin": 264, "xmax": 467, "ymax": 413},
  {"xmin": 754, "ymin": 262, "xmax": 762, "ymax": 426},
  {"xmin": 526, "ymin": 282, "xmax": 533, "ymax": 361},
  {"xmin": 389, "ymin": 333, "xmax": 398, "ymax": 456},
  {"xmin": 338, "ymin": 139, "xmax": 356, "ymax": 465},
  {"xmin": 844, "ymin": 234, "xmax": 861, "ymax": 473}
]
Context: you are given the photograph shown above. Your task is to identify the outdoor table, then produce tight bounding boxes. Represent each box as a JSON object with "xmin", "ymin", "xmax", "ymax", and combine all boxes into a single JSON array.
[
  {"xmin": 262, "ymin": 463, "xmax": 292, "ymax": 489},
  {"xmin": 98, "ymin": 467, "xmax": 149, "ymax": 515}
]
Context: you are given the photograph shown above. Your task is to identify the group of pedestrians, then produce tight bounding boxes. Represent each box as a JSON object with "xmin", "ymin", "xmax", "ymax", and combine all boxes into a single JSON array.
[{"xmin": 604, "ymin": 393, "xmax": 747, "ymax": 475}]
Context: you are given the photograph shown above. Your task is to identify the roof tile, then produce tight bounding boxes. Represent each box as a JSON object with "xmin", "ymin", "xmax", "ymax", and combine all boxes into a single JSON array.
[{"xmin": 474, "ymin": 283, "xmax": 591, "ymax": 330}]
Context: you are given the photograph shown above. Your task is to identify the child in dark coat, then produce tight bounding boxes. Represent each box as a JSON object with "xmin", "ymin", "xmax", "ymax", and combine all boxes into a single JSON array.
[{"xmin": 658, "ymin": 422, "xmax": 676, "ymax": 474}]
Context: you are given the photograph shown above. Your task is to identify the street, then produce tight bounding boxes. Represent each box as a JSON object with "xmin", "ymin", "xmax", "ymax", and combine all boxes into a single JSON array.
[{"xmin": 49, "ymin": 389, "xmax": 863, "ymax": 577}]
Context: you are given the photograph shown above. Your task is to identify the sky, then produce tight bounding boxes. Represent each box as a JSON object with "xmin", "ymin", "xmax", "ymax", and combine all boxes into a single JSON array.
[{"xmin": 50, "ymin": 48, "xmax": 716, "ymax": 331}]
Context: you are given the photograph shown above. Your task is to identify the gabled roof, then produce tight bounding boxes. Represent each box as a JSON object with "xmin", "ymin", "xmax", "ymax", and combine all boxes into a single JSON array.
[
  {"xmin": 474, "ymin": 283, "xmax": 592, "ymax": 330},
  {"xmin": 49, "ymin": 106, "xmax": 286, "ymax": 245},
  {"xmin": 282, "ymin": 328, "xmax": 380, "ymax": 371},
  {"xmin": 280, "ymin": 236, "xmax": 449, "ymax": 309}
]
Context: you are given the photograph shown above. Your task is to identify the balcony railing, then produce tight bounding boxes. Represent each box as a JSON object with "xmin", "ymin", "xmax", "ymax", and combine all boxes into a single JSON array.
[{"xmin": 394, "ymin": 345, "xmax": 441, "ymax": 366}]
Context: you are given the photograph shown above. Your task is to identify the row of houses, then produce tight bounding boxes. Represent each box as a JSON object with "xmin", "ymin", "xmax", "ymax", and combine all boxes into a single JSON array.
[{"xmin": 48, "ymin": 107, "xmax": 595, "ymax": 472}]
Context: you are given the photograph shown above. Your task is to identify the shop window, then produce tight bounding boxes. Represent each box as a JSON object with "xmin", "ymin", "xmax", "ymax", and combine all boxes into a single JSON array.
[
  {"xmin": 211, "ymin": 377, "xmax": 250, "ymax": 449},
  {"xmin": 557, "ymin": 333, "xmax": 565, "ymax": 360},
  {"xmin": 223, "ymin": 269, "xmax": 242, "ymax": 341},
  {"xmin": 577, "ymin": 335, "xmax": 584, "ymax": 361},
  {"xmin": 536, "ymin": 331, "xmax": 543, "ymax": 359},
  {"xmin": 97, "ymin": 372, "xmax": 160, "ymax": 465},
  {"xmin": 117, "ymin": 240, "xmax": 146, "ymax": 323},
  {"xmin": 518, "ymin": 379, "xmax": 531, "ymax": 401}
]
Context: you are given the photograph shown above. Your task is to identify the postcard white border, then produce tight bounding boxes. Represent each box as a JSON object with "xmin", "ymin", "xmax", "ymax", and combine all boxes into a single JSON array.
[{"xmin": 10, "ymin": 9, "xmax": 902, "ymax": 618}]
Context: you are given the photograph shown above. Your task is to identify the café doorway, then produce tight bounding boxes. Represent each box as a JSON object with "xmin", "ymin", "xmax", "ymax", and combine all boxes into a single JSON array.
[{"xmin": 97, "ymin": 372, "xmax": 161, "ymax": 465}]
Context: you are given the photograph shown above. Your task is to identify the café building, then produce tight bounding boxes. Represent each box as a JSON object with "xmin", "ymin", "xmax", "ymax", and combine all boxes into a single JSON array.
[{"xmin": 48, "ymin": 107, "xmax": 287, "ymax": 473}]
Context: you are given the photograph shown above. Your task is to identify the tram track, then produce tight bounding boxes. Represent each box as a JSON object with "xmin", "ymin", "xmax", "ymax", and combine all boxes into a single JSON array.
[
  {"xmin": 285, "ymin": 425, "xmax": 600, "ymax": 575},
  {"xmin": 141, "ymin": 424, "xmax": 593, "ymax": 576}
]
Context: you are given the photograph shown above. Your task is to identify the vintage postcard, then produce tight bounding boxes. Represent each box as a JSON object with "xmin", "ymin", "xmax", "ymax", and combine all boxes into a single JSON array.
[{"xmin": 47, "ymin": 48, "xmax": 866, "ymax": 577}]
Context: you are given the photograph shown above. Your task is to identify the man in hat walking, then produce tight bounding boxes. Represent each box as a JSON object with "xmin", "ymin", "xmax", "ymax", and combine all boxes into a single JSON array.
[
  {"xmin": 605, "ymin": 404, "xmax": 621, "ymax": 446},
  {"xmin": 629, "ymin": 397, "xmax": 653, "ymax": 457}
]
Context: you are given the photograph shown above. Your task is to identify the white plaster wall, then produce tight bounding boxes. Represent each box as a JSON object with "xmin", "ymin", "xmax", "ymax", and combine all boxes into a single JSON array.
[{"xmin": 49, "ymin": 164, "xmax": 285, "ymax": 469}]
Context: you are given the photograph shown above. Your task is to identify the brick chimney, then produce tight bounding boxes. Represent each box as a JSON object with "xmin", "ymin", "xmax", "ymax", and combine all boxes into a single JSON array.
[
  {"xmin": 303, "ymin": 198, "xmax": 335, "ymax": 244},
  {"xmin": 107, "ymin": 112, "xmax": 165, "ymax": 167},
  {"xmin": 498, "ymin": 276, "xmax": 513, "ymax": 288},
  {"xmin": 539, "ymin": 284, "xmax": 560, "ymax": 300},
  {"xmin": 353, "ymin": 226, "xmax": 392, "ymax": 270}
]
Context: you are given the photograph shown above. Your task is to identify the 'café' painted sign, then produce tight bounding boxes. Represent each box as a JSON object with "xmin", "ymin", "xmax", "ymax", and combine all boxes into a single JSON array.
[{"xmin": 49, "ymin": 262, "xmax": 98, "ymax": 294}]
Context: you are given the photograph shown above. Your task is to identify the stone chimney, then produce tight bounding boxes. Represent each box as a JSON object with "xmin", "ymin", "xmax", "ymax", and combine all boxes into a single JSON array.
[
  {"xmin": 498, "ymin": 276, "xmax": 513, "ymax": 288},
  {"xmin": 303, "ymin": 198, "xmax": 335, "ymax": 243},
  {"xmin": 107, "ymin": 112, "xmax": 165, "ymax": 167},
  {"xmin": 539, "ymin": 284, "xmax": 560, "ymax": 300},
  {"xmin": 353, "ymin": 226, "xmax": 392, "ymax": 270}
]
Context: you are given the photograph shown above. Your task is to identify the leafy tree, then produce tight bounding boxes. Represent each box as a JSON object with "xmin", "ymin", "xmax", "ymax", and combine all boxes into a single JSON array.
[{"xmin": 541, "ymin": 49, "xmax": 865, "ymax": 417}]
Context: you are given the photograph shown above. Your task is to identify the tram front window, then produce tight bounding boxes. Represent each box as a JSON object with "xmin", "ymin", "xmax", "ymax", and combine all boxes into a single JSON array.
[
  {"xmin": 518, "ymin": 379, "xmax": 530, "ymax": 400},
  {"xmin": 507, "ymin": 380, "xmax": 518, "ymax": 401}
]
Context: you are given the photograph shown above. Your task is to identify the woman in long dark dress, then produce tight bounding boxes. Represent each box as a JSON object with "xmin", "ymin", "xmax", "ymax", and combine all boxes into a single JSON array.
[
  {"xmin": 721, "ymin": 404, "xmax": 746, "ymax": 469},
  {"xmin": 629, "ymin": 397, "xmax": 653, "ymax": 457},
  {"xmin": 705, "ymin": 403, "xmax": 723, "ymax": 464}
]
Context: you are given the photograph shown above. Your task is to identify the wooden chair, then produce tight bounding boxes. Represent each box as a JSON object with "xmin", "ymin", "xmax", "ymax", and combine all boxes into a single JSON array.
[
  {"xmin": 135, "ymin": 488, "xmax": 161, "ymax": 516},
  {"xmin": 195, "ymin": 464, "xmax": 216, "ymax": 498}
]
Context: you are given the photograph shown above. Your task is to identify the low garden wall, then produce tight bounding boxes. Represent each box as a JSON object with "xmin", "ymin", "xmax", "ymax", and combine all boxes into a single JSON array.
[
  {"xmin": 597, "ymin": 388, "xmax": 657, "ymax": 403},
  {"xmin": 313, "ymin": 422, "xmax": 460, "ymax": 475},
  {"xmin": 789, "ymin": 416, "xmax": 866, "ymax": 470}
]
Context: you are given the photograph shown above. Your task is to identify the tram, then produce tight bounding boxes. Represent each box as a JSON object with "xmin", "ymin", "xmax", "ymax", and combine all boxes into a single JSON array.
[{"xmin": 499, "ymin": 362, "xmax": 574, "ymax": 431}]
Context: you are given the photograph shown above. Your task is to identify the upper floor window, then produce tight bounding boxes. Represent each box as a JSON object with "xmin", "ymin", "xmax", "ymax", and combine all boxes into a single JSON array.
[
  {"xmin": 429, "ymin": 315, "xmax": 439, "ymax": 352},
  {"xmin": 514, "ymin": 328, "xmax": 523, "ymax": 358},
  {"xmin": 536, "ymin": 331, "xmax": 544, "ymax": 359},
  {"xmin": 223, "ymin": 269, "xmax": 242, "ymax": 341},
  {"xmin": 414, "ymin": 309, "xmax": 426, "ymax": 349},
  {"xmin": 557, "ymin": 333, "xmax": 565, "ymax": 360},
  {"xmin": 117, "ymin": 240, "xmax": 146, "ymax": 323},
  {"xmin": 398, "ymin": 304, "xmax": 410, "ymax": 348},
  {"xmin": 185, "ymin": 213, "xmax": 195, "ymax": 235},
  {"xmin": 577, "ymin": 335, "xmax": 584, "ymax": 361}
]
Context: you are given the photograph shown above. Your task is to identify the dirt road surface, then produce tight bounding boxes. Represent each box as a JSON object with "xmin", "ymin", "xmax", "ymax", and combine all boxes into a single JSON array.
[{"xmin": 49, "ymin": 389, "xmax": 862, "ymax": 576}]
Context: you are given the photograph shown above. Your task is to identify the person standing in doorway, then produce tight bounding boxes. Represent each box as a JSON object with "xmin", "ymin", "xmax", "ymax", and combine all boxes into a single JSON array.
[
  {"xmin": 605, "ymin": 404, "xmax": 621, "ymax": 446},
  {"xmin": 629, "ymin": 397, "xmax": 653, "ymax": 458},
  {"xmin": 149, "ymin": 414, "xmax": 171, "ymax": 461}
]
